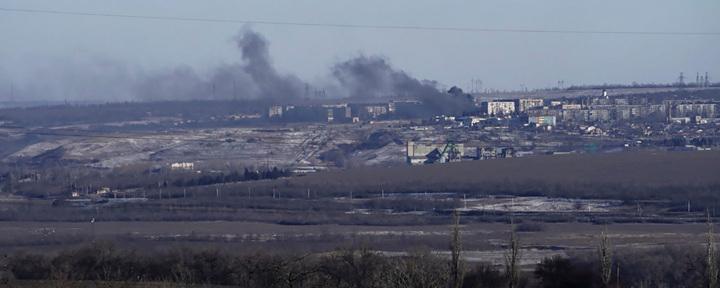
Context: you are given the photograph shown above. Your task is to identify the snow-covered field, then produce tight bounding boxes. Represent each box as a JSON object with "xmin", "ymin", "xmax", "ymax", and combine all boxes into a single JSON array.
[
  {"xmin": 5, "ymin": 125, "xmax": 411, "ymax": 169},
  {"xmin": 465, "ymin": 196, "xmax": 622, "ymax": 213}
]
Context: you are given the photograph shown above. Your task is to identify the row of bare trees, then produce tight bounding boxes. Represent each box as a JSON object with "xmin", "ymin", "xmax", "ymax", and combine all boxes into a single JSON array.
[
  {"xmin": 451, "ymin": 209, "xmax": 720, "ymax": 288},
  {"xmin": 1, "ymin": 211, "xmax": 719, "ymax": 287}
]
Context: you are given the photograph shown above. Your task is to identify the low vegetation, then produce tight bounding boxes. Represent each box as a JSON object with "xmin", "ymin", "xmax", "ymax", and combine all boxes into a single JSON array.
[{"xmin": 2, "ymin": 239, "xmax": 717, "ymax": 287}]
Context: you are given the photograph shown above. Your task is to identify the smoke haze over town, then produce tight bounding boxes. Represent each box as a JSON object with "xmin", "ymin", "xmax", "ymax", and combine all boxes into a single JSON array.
[
  {"xmin": 1, "ymin": 0, "xmax": 719, "ymax": 102},
  {"xmin": 2, "ymin": 2, "xmax": 720, "ymax": 287}
]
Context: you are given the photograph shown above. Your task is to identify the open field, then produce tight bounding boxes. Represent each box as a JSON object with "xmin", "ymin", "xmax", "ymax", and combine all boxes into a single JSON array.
[
  {"xmin": 9, "ymin": 280, "xmax": 220, "ymax": 288},
  {"xmin": 1, "ymin": 147, "xmax": 719, "ymax": 286},
  {"xmin": 284, "ymin": 150, "xmax": 720, "ymax": 188},
  {"xmin": 0, "ymin": 220, "xmax": 712, "ymax": 266},
  {"xmin": 229, "ymin": 150, "xmax": 720, "ymax": 210}
]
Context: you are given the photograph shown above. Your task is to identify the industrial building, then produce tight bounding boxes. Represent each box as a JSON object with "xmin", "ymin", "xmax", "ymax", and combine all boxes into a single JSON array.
[{"xmin": 406, "ymin": 141, "xmax": 464, "ymax": 165}]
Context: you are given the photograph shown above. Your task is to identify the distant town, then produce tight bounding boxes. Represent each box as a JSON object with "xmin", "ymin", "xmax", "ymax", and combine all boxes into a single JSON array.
[{"xmin": 256, "ymin": 84, "xmax": 719, "ymax": 166}]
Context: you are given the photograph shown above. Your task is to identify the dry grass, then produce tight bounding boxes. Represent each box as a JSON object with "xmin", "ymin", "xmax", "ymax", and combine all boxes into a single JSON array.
[
  {"xmin": 292, "ymin": 150, "xmax": 720, "ymax": 187},
  {"xmin": 8, "ymin": 280, "xmax": 227, "ymax": 288}
]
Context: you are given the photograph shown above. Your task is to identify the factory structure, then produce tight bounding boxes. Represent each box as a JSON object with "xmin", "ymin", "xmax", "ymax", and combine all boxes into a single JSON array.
[{"xmin": 406, "ymin": 141, "xmax": 516, "ymax": 165}]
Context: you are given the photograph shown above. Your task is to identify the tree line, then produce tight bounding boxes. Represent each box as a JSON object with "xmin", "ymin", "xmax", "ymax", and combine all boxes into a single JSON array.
[
  {"xmin": 170, "ymin": 167, "xmax": 291, "ymax": 187},
  {"xmin": 2, "ymin": 213, "xmax": 719, "ymax": 287}
]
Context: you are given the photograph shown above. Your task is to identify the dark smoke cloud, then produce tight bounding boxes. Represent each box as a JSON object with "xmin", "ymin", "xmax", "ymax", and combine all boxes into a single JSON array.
[
  {"xmin": 135, "ymin": 29, "xmax": 304, "ymax": 102},
  {"xmin": 331, "ymin": 55, "xmax": 440, "ymax": 100},
  {"xmin": 331, "ymin": 55, "xmax": 473, "ymax": 114},
  {"xmin": 4, "ymin": 28, "xmax": 471, "ymax": 114}
]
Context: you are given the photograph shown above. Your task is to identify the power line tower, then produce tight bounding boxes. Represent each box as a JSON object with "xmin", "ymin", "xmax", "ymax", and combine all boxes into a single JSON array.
[
  {"xmin": 469, "ymin": 79, "xmax": 482, "ymax": 93},
  {"xmin": 678, "ymin": 72, "xmax": 685, "ymax": 86},
  {"xmin": 706, "ymin": 72, "xmax": 711, "ymax": 87}
]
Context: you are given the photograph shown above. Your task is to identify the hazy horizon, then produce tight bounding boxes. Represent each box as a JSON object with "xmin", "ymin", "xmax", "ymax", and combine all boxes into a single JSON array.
[{"xmin": 1, "ymin": 0, "xmax": 719, "ymax": 102}]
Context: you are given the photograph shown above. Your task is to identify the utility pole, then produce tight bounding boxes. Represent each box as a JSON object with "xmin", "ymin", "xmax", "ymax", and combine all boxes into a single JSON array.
[{"xmin": 90, "ymin": 217, "xmax": 96, "ymax": 242}]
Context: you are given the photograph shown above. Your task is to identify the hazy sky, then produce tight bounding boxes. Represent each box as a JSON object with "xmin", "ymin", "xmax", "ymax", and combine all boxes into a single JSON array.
[{"xmin": 1, "ymin": 0, "xmax": 719, "ymax": 100}]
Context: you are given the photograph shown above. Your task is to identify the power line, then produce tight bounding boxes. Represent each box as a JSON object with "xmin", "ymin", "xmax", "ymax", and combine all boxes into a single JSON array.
[{"xmin": 1, "ymin": 7, "xmax": 719, "ymax": 36}]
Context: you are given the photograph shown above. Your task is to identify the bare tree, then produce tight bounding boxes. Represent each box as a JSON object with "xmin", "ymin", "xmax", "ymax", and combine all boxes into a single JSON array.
[
  {"xmin": 449, "ymin": 209, "xmax": 464, "ymax": 288},
  {"xmin": 707, "ymin": 211, "xmax": 718, "ymax": 288},
  {"xmin": 0, "ymin": 254, "xmax": 12, "ymax": 285},
  {"xmin": 505, "ymin": 219, "xmax": 521, "ymax": 288},
  {"xmin": 598, "ymin": 227, "xmax": 613, "ymax": 288}
]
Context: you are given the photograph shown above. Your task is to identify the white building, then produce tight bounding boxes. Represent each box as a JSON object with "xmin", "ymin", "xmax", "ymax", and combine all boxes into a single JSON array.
[
  {"xmin": 170, "ymin": 162, "xmax": 194, "ymax": 170},
  {"xmin": 268, "ymin": 105, "xmax": 283, "ymax": 118},
  {"xmin": 483, "ymin": 101, "xmax": 516, "ymax": 116}
]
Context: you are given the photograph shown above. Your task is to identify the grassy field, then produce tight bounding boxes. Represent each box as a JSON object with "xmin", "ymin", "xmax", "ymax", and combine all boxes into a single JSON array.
[
  {"xmin": 289, "ymin": 150, "xmax": 720, "ymax": 188},
  {"xmin": 8, "ymin": 280, "xmax": 229, "ymax": 288},
  {"xmin": 1, "ymin": 151, "xmax": 717, "ymax": 264},
  {"xmin": 230, "ymin": 150, "xmax": 720, "ymax": 206},
  {"xmin": 0, "ymin": 220, "xmax": 711, "ymax": 262}
]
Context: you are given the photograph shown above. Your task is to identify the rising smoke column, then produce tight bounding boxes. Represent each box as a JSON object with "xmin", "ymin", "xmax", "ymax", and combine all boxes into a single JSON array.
[
  {"xmin": 10, "ymin": 27, "xmax": 473, "ymax": 113},
  {"xmin": 231, "ymin": 30, "xmax": 304, "ymax": 101},
  {"xmin": 332, "ymin": 55, "xmax": 439, "ymax": 99},
  {"xmin": 332, "ymin": 55, "xmax": 474, "ymax": 114},
  {"xmin": 136, "ymin": 29, "xmax": 304, "ymax": 102}
]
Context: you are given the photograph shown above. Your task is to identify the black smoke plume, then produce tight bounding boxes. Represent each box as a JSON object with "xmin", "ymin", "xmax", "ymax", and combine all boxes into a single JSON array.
[
  {"xmin": 332, "ymin": 55, "xmax": 474, "ymax": 114},
  {"xmin": 135, "ymin": 29, "xmax": 304, "ymax": 102},
  {"xmin": 5, "ymin": 28, "xmax": 473, "ymax": 114}
]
